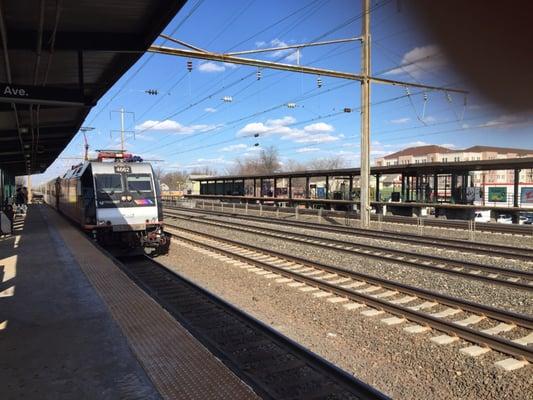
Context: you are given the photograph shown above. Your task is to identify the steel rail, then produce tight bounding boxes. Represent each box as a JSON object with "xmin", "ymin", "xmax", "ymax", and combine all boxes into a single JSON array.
[
  {"xmin": 168, "ymin": 228, "xmax": 533, "ymax": 363},
  {"xmin": 164, "ymin": 205, "xmax": 533, "ymax": 260},
  {"xmin": 164, "ymin": 212, "xmax": 533, "ymax": 290},
  {"xmin": 166, "ymin": 225, "xmax": 533, "ymax": 329},
  {"xmin": 116, "ymin": 254, "xmax": 389, "ymax": 399}
]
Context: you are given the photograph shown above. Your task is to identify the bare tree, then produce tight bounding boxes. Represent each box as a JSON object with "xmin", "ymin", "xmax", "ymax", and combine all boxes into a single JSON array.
[
  {"xmin": 229, "ymin": 145, "xmax": 281, "ymax": 175},
  {"xmin": 189, "ymin": 166, "xmax": 218, "ymax": 176},
  {"xmin": 159, "ymin": 170, "xmax": 189, "ymax": 190},
  {"xmin": 283, "ymin": 159, "xmax": 306, "ymax": 172},
  {"xmin": 257, "ymin": 145, "xmax": 281, "ymax": 174},
  {"xmin": 306, "ymin": 156, "xmax": 347, "ymax": 170}
]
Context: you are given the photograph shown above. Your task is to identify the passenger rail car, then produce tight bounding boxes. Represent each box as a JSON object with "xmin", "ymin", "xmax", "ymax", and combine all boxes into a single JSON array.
[{"xmin": 43, "ymin": 159, "xmax": 169, "ymax": 254}]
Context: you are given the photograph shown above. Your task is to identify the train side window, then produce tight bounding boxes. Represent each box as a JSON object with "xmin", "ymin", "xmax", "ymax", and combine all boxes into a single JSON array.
[
  {"xmin": 95, "ymin": 174, "xmax": 123, "ymax": 193},
  {"xmin": 126, "ymin": 174, "xmax": 152, "ymax": 192}
]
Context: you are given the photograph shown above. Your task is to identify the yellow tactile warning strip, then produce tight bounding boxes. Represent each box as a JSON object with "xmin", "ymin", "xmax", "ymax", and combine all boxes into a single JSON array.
[{"xmin": 41, "ymin": 207, "xmax": 258, "ymax": 400}]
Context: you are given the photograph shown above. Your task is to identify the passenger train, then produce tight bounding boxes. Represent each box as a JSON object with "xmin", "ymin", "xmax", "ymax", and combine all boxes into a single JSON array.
[{"xmin": 43, "ymin": 151, "xmax": 169, "ymax": 255}]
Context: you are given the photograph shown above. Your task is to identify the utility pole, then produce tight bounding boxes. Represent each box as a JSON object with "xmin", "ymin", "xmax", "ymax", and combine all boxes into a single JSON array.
[
  {"xmin": 110, "ymin": 108, "xmax": 134, "ymax": 152},
  {"xmin": 120, "ymin": 107, "xmax": 125, "ymax": 152},
  {"xmin": 360, "ymin": 0, "xmax": 371, "ymax": 228}
]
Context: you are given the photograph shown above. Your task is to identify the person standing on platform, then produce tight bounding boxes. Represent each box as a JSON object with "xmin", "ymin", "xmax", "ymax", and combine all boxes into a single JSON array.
[{"xmin": 15, "ymin": 188, "xmax": 26, "ymax": 214}]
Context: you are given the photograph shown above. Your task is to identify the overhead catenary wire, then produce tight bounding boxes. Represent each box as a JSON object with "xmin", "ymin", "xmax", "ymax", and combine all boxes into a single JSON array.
[
  {"xmin": 87, "ymin": 0, "xmax": 205, "ymax": 125},
  {"xmin": 138, "ymin": 0, "xmax": 393, "ymax": 138},
  {"xmin": 156, "ymin": 88, "xmax": 432, "ymax": 159},
  {"xmin": 136, "ymin": 36, "xmax": 365, "ymax": 149}
]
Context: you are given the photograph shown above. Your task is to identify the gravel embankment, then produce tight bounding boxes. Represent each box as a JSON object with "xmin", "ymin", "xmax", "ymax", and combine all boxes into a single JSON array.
[
  {"xmin": 159, "ymin": 241, "xmax": 533, "ymax": 400},
  {"xmin": 164, "ymin": 218, "xmax": 533, "ymax": 315},
  {"xmin": 168, "ymin": 210, "xmax": 533, "ymax": 272}
]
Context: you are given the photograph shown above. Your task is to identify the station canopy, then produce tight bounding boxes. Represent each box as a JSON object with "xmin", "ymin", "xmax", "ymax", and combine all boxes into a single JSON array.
[{"xmin": 0, "ymin": 0, "xmax": 185, "ymax": 176}]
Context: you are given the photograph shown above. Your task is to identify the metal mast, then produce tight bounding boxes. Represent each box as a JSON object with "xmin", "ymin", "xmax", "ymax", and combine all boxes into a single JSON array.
[
  {"xmin": 360, "ymin": 0, "xmax": 371, "ymax": 228},
  {"xmin": 120, "ymin": 107, "xmax": 125, "ymax": 152}
]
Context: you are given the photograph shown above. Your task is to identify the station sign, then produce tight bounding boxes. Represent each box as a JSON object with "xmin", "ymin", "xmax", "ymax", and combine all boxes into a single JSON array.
[{"xmin": 0, "ymin": 83, "xmax": 86, "ymax": 106}]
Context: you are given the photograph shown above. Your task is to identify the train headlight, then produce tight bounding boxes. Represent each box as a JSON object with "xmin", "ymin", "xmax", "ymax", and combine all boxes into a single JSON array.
[
  {"xmin": 97, "ymin": 220, "xmax": 106, "ymax": 226},
  {"xmin": 121, "ymin": 196, "xmax": 127, "ymax": 201},
  {"xmin": 127, "ymin": 195, "xmax": 132, "ymax": 201}
]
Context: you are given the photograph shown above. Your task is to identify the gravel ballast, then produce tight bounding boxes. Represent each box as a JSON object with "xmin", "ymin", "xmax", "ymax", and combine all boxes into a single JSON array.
[
  {"xmin": 159, "ymin": 240, "xmax": 533, "ymax": 400},
  {"xmin": 174, "ymin": 204, "xmax": 533, "ymax": 249},
  {"xmin": 167, "ymin": 210, "xmax": 533, "ymax": 272},
  {"xmin": 164, "ymin": 218, "xmax": 533, "ymax": 315}
]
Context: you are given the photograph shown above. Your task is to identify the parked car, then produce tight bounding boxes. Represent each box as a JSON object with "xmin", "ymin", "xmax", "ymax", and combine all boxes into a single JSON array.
[
  {"xmin": 521, "ymin": 214, "xmax": 533, "ymax": 224},
  {"xmin": 497, "ymin": 214, "xmax": 513, "ymax": 224}
]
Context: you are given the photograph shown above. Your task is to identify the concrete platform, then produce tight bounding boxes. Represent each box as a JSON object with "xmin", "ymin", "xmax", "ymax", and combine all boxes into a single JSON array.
[{"xmin": 0, "ymin": 205, "xmax": 257, "ymax": 399}]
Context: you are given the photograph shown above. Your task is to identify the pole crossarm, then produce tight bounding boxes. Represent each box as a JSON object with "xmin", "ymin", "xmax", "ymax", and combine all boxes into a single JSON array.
[
  {"xmin": 159, "ymin": 34, "xmax": 209, "ymax": 53},
  {"xmin": 149, "ymin": 44, "xmax": 365, "ymax": 80},
  {"xmin": 225, "ymin": 37, "xmax": 362, "ymax": 56},
  {"xmin": 148, "ymin": 44, "xmax": 466, "ymax": 94},
  {"xmin": 371, "ymin": 76, "xmax": 468, "ymax": 94}
]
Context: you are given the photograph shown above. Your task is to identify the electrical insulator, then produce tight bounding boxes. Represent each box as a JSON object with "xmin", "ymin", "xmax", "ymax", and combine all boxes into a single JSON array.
[
  {"xmin": 317, "ymin": 77, "xmax": 322, "ymax": 88},
  {"xmin": 343, "ymin": 108, "xmax": 352, "ymax": 113},
  {"xmin": 287, "ymin": 102, "xmax": 296, "ymax": 108},
  {"xmin": 446, "ymin": 92, "xmax": 452, "ymax": 102},
  {"xmin": 405, "ymin": 87, "xmax": 411, "ymax": 96},
  {"xmin": 254, "ymin": 143, "xmax": 259, "ymax": 146},
  {"xmin": 187, "ymin": 60, "xmax": 193, "ymax": 72},
  {"xmin": 423, "ymin": 93, "xmax": 428, "ymax": 101},
  {"xmin": 222, "ymin": 96, "xmax": 233, "ymax": 102},
  {"xmin": 256, "ymin": 70, "xmax": 262, "ymax": 80},
  {"xmin": 145, "ymin": 89, "xmax": 158, "ymax": 95}
]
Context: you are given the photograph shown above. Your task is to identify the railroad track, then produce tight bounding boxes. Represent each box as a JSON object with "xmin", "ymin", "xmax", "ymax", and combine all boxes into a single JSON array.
[
  {"xmin": 164, "ymin": 205, "xmax": 533, "ymax": 261},
  {"xmin": 166, "ymin": 226, "xmax": 533, "ymax": 370},
  {"xmin": 115, "ymin": 254, "xmax": 388, "ymax": 400},
  {"xmin": 164, "ymin": 211, "xmax": 533, "ymax": 291},
  {"xmin": 167, "ymin": 200, "xmax": 533, "ymax": 236}
]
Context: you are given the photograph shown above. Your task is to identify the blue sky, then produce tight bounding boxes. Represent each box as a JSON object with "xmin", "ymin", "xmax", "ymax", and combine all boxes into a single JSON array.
[{"xmin": 35, "ymin": 0, "xmax": 532, "ymax": 183}]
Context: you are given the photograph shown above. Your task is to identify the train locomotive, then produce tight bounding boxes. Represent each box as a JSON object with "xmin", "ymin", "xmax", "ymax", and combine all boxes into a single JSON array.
[{"xmin": 43, "ymin": 151, "xmax": 169, "ymax": 255}]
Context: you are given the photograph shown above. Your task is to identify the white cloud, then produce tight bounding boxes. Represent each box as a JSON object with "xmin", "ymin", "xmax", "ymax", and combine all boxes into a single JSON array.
[
  {"xmin": 238, "ymin": 116, "xmax": 341, "ymax": 144},
  {"xmin": 478, "ymin": 113, "xmax": 532, "ymax": 128},
  {"xmin": 204, "ymin": 107, "xmax": 217, "ymax": 113},
  {"xmin": 390, "ymin": 117, "xmax": 411, "ymax": 124},
  {"xmin": 135, "ymin": 119, "xmax": 221, "ymax": 134},
  {"xmin": 256, "ymin": 38, "xmax": 301, "ymax": 63},
  {"xmin": 198, "ymin": 61, "xmax": 226, "ymax": 73},
  {"xmin": 293, "ymin": 134, "xmax": 339, "ymax": 144},
  {"xmin": 303, "ymin": 122, "xmax": 334, "ymax": 133},
  {"xmin": 220, "ymin": 143, "xmax": 248, "ymax": 152},
  {"xmin": 296, "ymin": 147, "xmax": 320, "ymax": 153},
  {"xmin": 238, "ymin": 116, "xmax": 296, "ymax": 137},
  {"xmin": 183, "ymin": 157, "xmax": 234, "ymax": 169},
  {"xmin": 384, "ymin": 45, "xmax": 447, "ymax": 78},
  {"xmin": 223, "ymin": 62, "xmax": 238, "ymax": 69}
]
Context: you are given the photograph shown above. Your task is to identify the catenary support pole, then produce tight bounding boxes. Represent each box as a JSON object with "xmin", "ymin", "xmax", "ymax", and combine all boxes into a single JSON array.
[{"xmin": 360, "ymin": 0, "xmax": 371, "ymax": 228}]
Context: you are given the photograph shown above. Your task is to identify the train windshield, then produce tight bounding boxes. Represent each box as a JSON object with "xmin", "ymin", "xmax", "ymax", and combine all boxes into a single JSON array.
[
  {"xmin": 126, "ymin": 174, "xmax": 153, "ymax": 192},
  {"xmin": 95, "ymin": 174, "xmax": 123, "ymax": 193}
]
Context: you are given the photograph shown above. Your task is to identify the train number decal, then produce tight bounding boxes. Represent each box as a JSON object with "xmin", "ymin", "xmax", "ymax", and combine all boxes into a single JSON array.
[{"xmin": 114, "ymin": 164, "xmax": 131, "ymax": 173}]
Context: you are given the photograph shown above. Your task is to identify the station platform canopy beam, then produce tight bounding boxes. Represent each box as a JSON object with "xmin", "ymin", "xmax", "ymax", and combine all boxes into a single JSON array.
[{"xmin": 0, "ymin": 0, "xmax": 186, "ymax": 177}]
